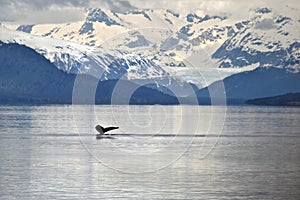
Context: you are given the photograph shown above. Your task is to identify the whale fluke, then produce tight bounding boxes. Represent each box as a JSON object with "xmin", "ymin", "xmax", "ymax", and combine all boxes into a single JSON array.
[{"xmin": 95, "ymin": 125, "xmax": 119, "ymax": 134}]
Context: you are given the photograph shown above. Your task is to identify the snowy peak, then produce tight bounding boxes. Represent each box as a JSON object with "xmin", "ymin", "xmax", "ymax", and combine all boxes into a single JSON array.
[
  {"xmin": 212, "ymin": 7, "xmax": 300, "ymax": 72},
  {"xmin": 86, "ymin": 8, "xmax": 119, "ymax": 25},
  {"xmin": 79, "ymin": 8, "xmax": 122, "ymax": 37},
  {"xmin": 16, "ymin": 24, "xmax": 35, "ymax": 33}
]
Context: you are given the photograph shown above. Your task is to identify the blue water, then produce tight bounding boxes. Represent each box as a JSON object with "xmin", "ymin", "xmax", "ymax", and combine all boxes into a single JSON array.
[{"xmin": 0, "ymin": 105, "xmax": 299, "ymax": 199}]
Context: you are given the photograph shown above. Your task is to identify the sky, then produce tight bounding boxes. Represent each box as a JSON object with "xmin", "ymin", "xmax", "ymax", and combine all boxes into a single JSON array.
[{"xmin": 0, "ymin": 0, "xmax": 299, "ymax": 24}]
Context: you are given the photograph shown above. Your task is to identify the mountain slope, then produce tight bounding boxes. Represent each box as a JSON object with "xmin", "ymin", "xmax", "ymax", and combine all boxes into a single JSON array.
[
  {"xmin": 0, "ymin": 42, "xmax": 74, "ymax": 103},
  {"xmin": 0, "ymin": 42, "xmax": 179, "ymax": 105},
  {"xmin": 246, "ymin": 93, "xmax": 300, "ymax": 106},
  {"xmin": 196, "ymin": 67, "xmax": 300, "ymax": 104}
]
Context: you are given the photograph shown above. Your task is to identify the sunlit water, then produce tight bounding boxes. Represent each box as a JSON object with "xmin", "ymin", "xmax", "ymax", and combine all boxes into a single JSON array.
[{"xmin": 0, "ymin": 105, "xmax": 299, "ymax": 199}]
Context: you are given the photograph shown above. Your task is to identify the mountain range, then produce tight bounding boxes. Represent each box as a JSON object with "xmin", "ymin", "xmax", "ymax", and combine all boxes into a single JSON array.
[{"xmin": 0, "ymin": 6, "xmax": 299, "ymax": 105}]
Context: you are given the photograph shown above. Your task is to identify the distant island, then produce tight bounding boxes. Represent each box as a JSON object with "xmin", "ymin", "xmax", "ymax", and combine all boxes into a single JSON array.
[{"xmin": 246, "ymin": 93, "xmax": 300, "ymax": 106}]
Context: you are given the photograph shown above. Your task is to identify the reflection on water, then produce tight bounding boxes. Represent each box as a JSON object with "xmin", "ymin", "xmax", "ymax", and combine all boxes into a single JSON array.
[{"xmin": 0, "ymin": 105, "xmax": 299, "ymax": 199}]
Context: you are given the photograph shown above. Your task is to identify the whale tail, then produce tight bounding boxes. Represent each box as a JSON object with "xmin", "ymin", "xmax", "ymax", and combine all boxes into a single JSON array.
[{"xmin": 95, "ymin": 125, "xmax": 119, "ymax": 134}]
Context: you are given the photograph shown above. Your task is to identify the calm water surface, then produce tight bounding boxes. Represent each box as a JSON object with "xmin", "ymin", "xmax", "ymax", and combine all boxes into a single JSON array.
[{"xmin": 0, "ymin": 105, "xmax": 299, "ymax": 199}]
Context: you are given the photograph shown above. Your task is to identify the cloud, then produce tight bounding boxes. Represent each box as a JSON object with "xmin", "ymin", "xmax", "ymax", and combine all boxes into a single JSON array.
[
  {"xmin": 0, "ymin": 0, "xmax": 137, "ymax": 24},
  {"xmin": 89, "ymin": 0, "xmax": 136, "ymax": 13},
  {"xmin": 1, "ymin": 0, "xmax": 86, "ymax": 9},
  {"xmin": 0, "ymin": 0, "xmax": 87, "ymax": 24},
  {"xmin": 127, "ymin": 0, "xmax": 299, "ymax": 19},
  {"xmin": 0, "ymin": 0, "xmax": 299, "ymax": 24}
]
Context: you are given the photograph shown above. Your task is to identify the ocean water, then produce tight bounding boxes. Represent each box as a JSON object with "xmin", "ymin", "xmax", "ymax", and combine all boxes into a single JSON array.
[{"xmin": 0, "ymin": 105, "xmax": 299, "ymax": 199}]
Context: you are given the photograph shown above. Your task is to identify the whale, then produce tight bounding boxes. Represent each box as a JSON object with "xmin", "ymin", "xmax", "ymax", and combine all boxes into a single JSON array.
[{"xmin": 95, "ymin": 125, "xmax": 119, "ymax": 139}]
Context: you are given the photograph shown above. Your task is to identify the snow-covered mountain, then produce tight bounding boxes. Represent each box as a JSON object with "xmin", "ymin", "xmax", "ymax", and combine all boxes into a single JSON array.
[
  {"xmin": 17, "ymin": 8, "xmax": 184, "ymax": 48},
  {"xmin": 10, "ymin": 7, "xmax": 299, "ymax": 72},
  {"xmin": 212, "ymin": 8, "xmax": 300, "ymax": 72},
  {"xmin": 1, "ymin": 6, "xmax": 299, "ymax": 95},
  {"xmin": 12, "ymin": 8, "xmax": 230, "ymax": 56},
  {"xmin": 0, "ymin": 25, "xmax": 168, "ymax": 81}
]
